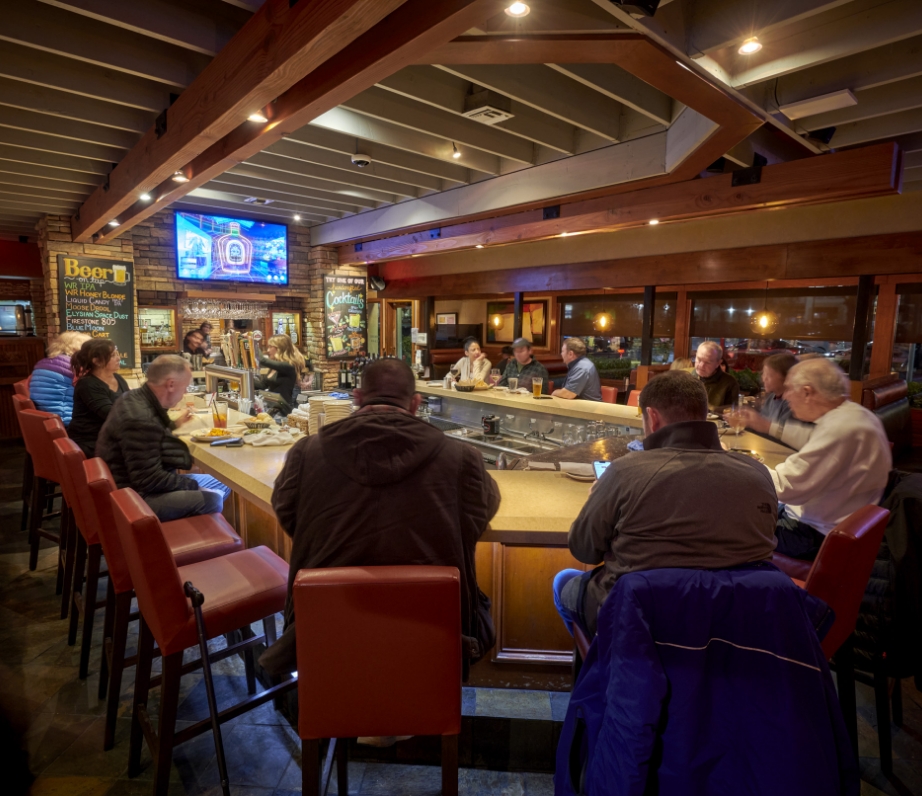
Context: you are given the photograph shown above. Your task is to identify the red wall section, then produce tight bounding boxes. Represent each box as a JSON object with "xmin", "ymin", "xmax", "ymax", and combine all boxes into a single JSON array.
[{"xmin": 0, "ymin": 240, "xmax": 42, "ymax": 278}]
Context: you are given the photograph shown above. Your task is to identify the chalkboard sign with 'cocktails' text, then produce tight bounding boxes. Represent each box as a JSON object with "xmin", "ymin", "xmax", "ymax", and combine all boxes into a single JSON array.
[
  {"xmin": 323, "ymin": 275, "xmax": 366, "ymax": 359},
  {"xmin": 58, "ymin": 255, "xmax": 136, "ymax": 368}
]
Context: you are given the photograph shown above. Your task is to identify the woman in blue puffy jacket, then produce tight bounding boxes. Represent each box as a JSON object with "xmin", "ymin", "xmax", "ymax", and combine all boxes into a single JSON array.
[{"xmin": 29, "ymin": 331, "xmax": 91, "ymax": 425}]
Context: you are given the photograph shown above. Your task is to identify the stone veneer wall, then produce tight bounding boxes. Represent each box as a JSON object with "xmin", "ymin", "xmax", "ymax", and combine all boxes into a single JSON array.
[{"xmin": 37, "ymin": 210, "xmax": 366, "ymax": 385}]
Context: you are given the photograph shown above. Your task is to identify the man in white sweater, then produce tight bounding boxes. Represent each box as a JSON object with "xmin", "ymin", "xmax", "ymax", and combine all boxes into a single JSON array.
[{"xmin": 771, "ymin": 358, "xmax": 891, "ymax": 559}]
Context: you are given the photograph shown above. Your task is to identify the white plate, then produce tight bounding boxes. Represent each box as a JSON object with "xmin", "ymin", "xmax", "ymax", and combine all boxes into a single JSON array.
[{"xmin": 565, "ymin": 472, "xmax": 596, "ymax": 482}]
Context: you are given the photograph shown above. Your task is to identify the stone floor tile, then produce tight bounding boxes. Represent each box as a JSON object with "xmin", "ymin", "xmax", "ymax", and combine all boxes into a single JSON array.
[
  {"xmin": 26, "ymin": 775, "xmax": 117, "ymax": 796},
  {"xmin": 522, "ymin": 772, "xmax": 555, "ymax": 795},
  {"xmin": 458, "ymin": 767, "xmax": 525, "ymax": 796},
  {"xmin": 461, "ymin": 687, "xmax": 477, "ymax": 717},
  {"xmin": 358, "ymin": 762, "xmax": 442, "ymax": 795},
  {"xmin": 24, "ymin": 711, "xmax": 98, "ymax": 775},
  {"xmin": 195, "ymin": 721, "xmax": 300, "ymax": 790},
  {"xmin": 474, "ymin": 689, "xmax": 551, "ymax": 721}
]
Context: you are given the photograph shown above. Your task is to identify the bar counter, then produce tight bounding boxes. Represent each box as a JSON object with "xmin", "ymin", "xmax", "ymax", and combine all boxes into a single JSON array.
[{"xmin": 185, "ymin": 408, "xmax": 792, "ymax": 690}]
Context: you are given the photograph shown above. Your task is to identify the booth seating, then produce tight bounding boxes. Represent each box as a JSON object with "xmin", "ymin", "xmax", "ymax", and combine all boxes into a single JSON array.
[
  {"xmin": 110, "ymin": 488, "xmax": 293, "ymax": 796},
  {"xmin": 83, "ymin": 458, "xmax": 243, "ymax": 751},
  {"xmin": 17, "ymin": 407, "xmax": 69, "ymax": 593},
  {"xmin": 861, "ymin": 375, "xmax": 918, "ymax": 470},
  {"xmin": 12, "ymin": 392, "xmax": 35, "ymax": 531},
  {"xmin": 294, "ymin": 566, "xmax": 462, "ymax": 796},
  {"xmin": 773, "ymin": 505, "xmax": 890, "ymax": 764}
]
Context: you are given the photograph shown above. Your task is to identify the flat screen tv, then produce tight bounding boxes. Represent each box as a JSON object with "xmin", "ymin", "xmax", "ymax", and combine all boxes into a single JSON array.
[{"xmin": 175, "ymin": 211, "xmax": 288, "ymax": 285}]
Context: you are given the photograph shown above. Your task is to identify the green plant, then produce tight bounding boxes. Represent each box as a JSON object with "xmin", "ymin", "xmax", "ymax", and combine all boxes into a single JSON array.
[
  {"xmin": 908, "ymin": 381, "xmax": 922, "ymax": 408},
  {"xmin": 729, "ymin": 367, "xmax": 762, "ymax": 395},
  {"xmin": 588, "ymin": 356, "xmax": 635, "ymax": 380}
]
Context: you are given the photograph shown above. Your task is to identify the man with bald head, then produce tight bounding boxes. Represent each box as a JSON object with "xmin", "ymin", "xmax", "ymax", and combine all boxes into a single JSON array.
[
  {"xmin": 770, "ymin": 358, "xmax": 891, "ymax": 559},
  {"xmin": 262, "ymin": 358, "xmax": 501, "ymax": 678}
]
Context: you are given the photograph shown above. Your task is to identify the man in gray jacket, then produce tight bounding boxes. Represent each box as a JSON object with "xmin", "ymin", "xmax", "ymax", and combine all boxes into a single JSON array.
[{"xmin": 553, "ymin": 371, "xmax": 778, "ymax": 637}]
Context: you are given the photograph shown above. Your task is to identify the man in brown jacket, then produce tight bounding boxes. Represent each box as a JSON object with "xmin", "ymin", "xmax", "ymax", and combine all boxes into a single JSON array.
[{"xmin": 260, "ymin": 358, "xmax": 500, "ymax": 677}]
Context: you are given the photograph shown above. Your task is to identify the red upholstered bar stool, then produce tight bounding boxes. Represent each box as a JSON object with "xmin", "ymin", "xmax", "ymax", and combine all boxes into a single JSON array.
[
  {"xmin": 626, "ymin": 389, "xmax": 640, "ymax": 407},
  {"xmin": 12, "ymin": 392, "xmax": 36, "ymax": 532},
  {"xmin": 18, "ymin": 408, "xmax": 70, "ymax": 591},
  {"xmin": 13, "ymin": 377, "xmax": 30, "ymax": 397},
  {"xmin": 83, "ymin": 458, "xmax": 243, "ymax": 751},
  {"xmin": 110, "ymin": 488, "xmax": 293, "ymax": 796},
  {"xmin": 772, "ymin": 505, "xmax": 890, "ymax": 768},
  {"xmin": 294, "ymin": 566, "xmax": 462, "ymax": 796},
  {"xmin": 601, "ymin": 385, "xmax": 617, "ymax": 404}
]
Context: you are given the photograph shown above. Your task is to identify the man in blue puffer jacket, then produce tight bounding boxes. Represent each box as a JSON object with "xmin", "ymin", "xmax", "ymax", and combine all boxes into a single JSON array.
[{"xmin": 29, "ymin": 332, "xmax": 91, "ymax": 426}]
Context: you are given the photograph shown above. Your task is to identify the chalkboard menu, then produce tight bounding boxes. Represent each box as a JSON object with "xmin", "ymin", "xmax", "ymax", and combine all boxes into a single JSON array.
[
  {"xmin": 58, "ymin": 254, "xmax": 136, "ymax": 368},
  {"xmin": 323, "ymin": 275, "xmax": 366, "ymax": 359}
]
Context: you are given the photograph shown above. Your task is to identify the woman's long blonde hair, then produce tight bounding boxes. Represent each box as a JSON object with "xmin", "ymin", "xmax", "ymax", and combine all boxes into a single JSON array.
[
  {"xmin": 266, "ymin": 334, "xmax": 305, "ymax": 376},
  {"xmin": 48, "ymin": 331, "xmax": 91, "ymax": 358}
]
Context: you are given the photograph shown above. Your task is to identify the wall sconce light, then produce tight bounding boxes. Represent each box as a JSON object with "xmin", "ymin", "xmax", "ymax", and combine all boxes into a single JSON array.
[{"xmin": 490, "ymin": 313, "xmax": 504, "ymax": 330}]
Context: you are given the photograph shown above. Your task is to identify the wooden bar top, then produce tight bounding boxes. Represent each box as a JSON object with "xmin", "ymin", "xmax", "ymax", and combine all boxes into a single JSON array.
[{"xmin": 415, "ymin": 381, "xmax": 645, "ymax": 427}]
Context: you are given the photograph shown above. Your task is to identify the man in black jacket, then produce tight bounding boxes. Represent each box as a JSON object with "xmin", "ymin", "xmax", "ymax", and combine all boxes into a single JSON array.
[
  {"xmin": 97, "ymin": 355, "xmax": 229, "ymax": 521},
  {"xmin": 261, "ymin": 358, "xmax": 500, "ymax": 679}
]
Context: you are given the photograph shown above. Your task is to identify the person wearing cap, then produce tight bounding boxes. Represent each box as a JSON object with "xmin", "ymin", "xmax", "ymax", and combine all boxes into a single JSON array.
[{"xmin": 497, "ymin": 338, "xmax": 550, "ymax": 393}]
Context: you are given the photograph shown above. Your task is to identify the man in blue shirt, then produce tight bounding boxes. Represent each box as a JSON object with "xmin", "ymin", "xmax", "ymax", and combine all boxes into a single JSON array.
[{"xmin": 553, "ymin": 337, "xmax": 602, "ymax": 401}]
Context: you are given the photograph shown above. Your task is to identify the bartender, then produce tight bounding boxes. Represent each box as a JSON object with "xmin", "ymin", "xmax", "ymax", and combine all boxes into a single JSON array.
[{"xmin": 553, "ymin": 337, "xmax": 602, "ymax": 401}]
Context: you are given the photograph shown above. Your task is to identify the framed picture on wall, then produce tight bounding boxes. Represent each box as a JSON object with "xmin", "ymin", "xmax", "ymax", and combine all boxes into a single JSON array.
[
  {"xmin": 436, "ymin": 313, "xmax": 457, "ymax": 325},
  {"xmin": 486, "ymin": 300, "xmax": 548, "ymax": 347}
]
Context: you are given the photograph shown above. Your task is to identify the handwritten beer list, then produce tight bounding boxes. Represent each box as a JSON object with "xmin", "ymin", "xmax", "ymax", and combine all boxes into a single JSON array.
[{"xmin": 58, "ymin": 255, "xmax": 136, "ymax": 368}]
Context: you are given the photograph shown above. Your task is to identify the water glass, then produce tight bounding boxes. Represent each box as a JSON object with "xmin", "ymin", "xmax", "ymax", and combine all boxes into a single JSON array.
[{"xmin": 508, "ymin": 377, "xmax": 518, "ymax": 392}]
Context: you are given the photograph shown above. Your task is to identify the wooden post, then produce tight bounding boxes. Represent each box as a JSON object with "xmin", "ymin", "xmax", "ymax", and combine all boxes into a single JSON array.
[
  {"xmin": 640, "ymin": 285, "xmax": 655, "ymax": 366},
  {"xmin": 849, "ymin": 275, "xmax": 875, "ymax": 382},
  {"xmin": 513, "ymin": 291, "xmax": 523, "ymax": 341},
  {"xmin": 673, "ymin": 288, "xmax": 690, "ymax": 360},
  {"xmin": 868, "ymin": 280, "xmax": 898, "ymax": 378}
]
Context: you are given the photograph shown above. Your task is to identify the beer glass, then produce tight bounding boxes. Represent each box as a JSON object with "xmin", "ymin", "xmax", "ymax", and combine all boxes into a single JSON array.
[{"xmin": 532, "ymin": 377, "xmax": 543, "ymax": 397}]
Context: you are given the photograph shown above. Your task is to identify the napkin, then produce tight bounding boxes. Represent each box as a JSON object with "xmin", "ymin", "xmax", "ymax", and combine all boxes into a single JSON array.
[
  {"xmin": 559, "ymin": 462, "xmax": 595, "ymax": 477},
  {"xmin": 526, "ymin": 461, "xmax": 556, "ymax": 471}
]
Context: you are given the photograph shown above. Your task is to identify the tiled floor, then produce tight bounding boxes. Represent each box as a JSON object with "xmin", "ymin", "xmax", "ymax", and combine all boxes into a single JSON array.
[{"xmin": 1, "ymin": 442, "xmax": 920, "ymax": 795}]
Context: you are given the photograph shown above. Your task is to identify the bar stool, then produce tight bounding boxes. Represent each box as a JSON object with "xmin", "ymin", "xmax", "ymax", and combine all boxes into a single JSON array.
[
  {"xmin": 13, "ymin": 377, "xmax": 30, "ymax": 397},
  {"xmin": 18, "ymin": 408, "xmax": 69, "ymax": 593},
  {"xmin": 626, "ymin": 389, "xmax": 640, "ymax": 407},
  {"xmin": 83, "ymin": 458, "xmax": 244, "ymax": 751},
  {"xmin": 12, "ymin": 393, "xmax": 36, "ymax": 532},
  {"xmin": 293, "ymin": 566, "xmax": 462, "ymax": 796},
  {"xmin": 601, "ymin": 385, "xmax": 618, "ymax": 404},
  {"xmin": 110, "ymin": 487, "xmax": 293, "ymax": 796}
]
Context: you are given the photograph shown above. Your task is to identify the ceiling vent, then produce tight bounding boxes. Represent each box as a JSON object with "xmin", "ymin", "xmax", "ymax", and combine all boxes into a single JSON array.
[
  {"xmin": 243, "ymin": 197, "xmax": 274, "ymax": 206},
  {"xmin": 463, "ymin": 89, "xmax": 514, "ymax": 125},
  {"xmin": 778, "ymin": 89, "xmax": 857, "ymax": 121}
]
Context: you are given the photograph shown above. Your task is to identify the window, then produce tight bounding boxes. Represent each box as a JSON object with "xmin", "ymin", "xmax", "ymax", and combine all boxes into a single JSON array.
[
  {"xmin": 689, "ymin": 287, "xmax": 859, "ymax": 373},
  {"xmin": 893, "ymin": 284, "xmax": 922, "ymax": 383},
  {"xmin": 559, "ymin": 294, "xmax": 676, "ymax": 368}
]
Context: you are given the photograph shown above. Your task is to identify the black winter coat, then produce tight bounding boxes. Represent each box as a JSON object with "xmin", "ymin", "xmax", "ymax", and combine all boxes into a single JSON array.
[
  {"xmin": 97, "ymin": 384, "xmax": 198, "ymax": 498},
  {"xmin": 260, "ymin": 405, "xmax": 501, "ymax": 678}
]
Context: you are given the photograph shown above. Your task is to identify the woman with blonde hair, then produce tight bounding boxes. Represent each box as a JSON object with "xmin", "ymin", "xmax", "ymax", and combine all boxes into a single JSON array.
[
  {"xmin": 256, "ymin": 333, "xmax": 305, "ymax": 413},
  {"xmin": 29, "ymin": 331, "xmax": 91, "ymax": 425}
]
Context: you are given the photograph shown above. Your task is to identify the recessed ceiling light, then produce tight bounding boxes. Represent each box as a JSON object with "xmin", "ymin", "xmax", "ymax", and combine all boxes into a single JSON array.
[
  {"xmin": 505, "ymin": 2, "xmax": 529, "ymax": 16},
  {"xmin": 293, "ymin": 214, "xmax": 301, "ymax": 221},
  {"xmin": 475, "ymin": 244, "xmax": 484, "ymax": 248},
  {"xmin": 248, "ymin": 111, "xmax": 268, "ymax": 123},
  {"xmin": 140, "ymin": 193, "xmax": 152, "ymax": 201},
  {"xmin": 108, "ymin": 220, "xmax": 119, "ymax": 227},
  {"xmin": 451, "ymin": 142, "xmax": 461, "ymax": 159},
  {"xmin": 648, "ymin": 219, "xmax": 660, "ymax": 225},
  {"xmin": 738, "ymin": 37, "xmax": 762, "ymax": 55},
  {"xmin": 172, "ymin": 171, "xmax": 189, "ymax": 183}
]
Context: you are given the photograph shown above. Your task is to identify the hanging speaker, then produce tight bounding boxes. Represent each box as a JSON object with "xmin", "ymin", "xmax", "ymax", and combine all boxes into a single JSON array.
[{"xmin": 368, "ymin": 276, "xmax": 386, "ymax": 291}]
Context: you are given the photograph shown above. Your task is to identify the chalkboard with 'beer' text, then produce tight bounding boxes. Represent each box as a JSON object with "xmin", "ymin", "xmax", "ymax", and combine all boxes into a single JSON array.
[{"xmin": 58, "ymin": 255, "xmax": 136, "ymax": 368}]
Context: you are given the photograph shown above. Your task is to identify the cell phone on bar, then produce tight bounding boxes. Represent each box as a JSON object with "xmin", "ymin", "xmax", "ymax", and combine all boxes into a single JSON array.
[
  {"xmin": 211, "ymin": 437, "xmax": 243, "ymax": 447},
  {"xmin": 593, "ymin": 461, "xmax": 611, "ymax": 480}
]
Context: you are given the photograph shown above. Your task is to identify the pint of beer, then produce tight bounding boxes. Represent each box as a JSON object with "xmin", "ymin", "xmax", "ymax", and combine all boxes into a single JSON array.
[{"xmin": 532, "ymin": 377, "xmax": 543, "ymax": 397}]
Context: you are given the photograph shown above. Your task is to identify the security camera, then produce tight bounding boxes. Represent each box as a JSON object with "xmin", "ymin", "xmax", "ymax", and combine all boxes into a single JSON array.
[{"xmin": 351, "ymin": 153, "xmax": 372, "ymax": 168}]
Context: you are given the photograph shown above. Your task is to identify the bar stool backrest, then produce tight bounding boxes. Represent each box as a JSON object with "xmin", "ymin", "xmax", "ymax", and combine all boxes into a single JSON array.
[
  {"xmin": 13, "ymin": 378, "xmax": 30, "ymax": 397},
  {"xmin": 52, "ymin": 436, "xmax": 94, "ymax": 544},
  {"xmin": 802, "ymin": 505, "xmax": 890, "ymax": 659},
  {"xmin": 293, "ymin": 565, "xmax": 462, "ymax": 741},
  {"xmin": 12, "ymin": 393, "xmax": 36, "ymax": 431},
  {"xmin": 83, "ymin": 458, "xmax": 133, "ymax": 595},
  {"xmin": 19, "ymin": 409, "xmax": 65, "ymax": 482},
  {"xmin": 110, "ymin": 487, "xmax": 192, "ymax": 651}
]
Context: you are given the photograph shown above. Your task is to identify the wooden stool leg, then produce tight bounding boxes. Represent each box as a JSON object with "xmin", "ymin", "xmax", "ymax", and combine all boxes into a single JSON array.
[
  {"xmin": 20, "ymin": 452, "xmax": 33, "ymax": 531},
  {"xmin": 98, "ymin": 573, "xmax": 115, "ymax": 701},
  {"xmin": 834, "ymin": 640, "xmax": 858, "ymax": 759},
  {"xmin": 27, "ymin": 476, "xmax": 44, "ymax": 571},
  {"xmin": 78, "ymin": 543, "xmax": 102, "ymax": 679},
  {"xmin": 104, "ymin": 590, "xmax": 132, "ymax": 752},
  {"xmin": 68, "ymin": 533, "xmax": 88, "ymax": 645},
  {"xmin": 243, "ymin": 631, "xmax": 257, "ymax": 695},
  {"xmin": 59, "ymin": 502, "xmax": 76, "ymax": 615},
  {"xmin": 302, "ymin": 738, "xmax": 320, "ymax": 796},
  {"xmin": 153, "ymin": 651, "xmax": 183, "ymax": 796},
  {"xmin": 441, "ymin": 734, "xmax": 459, "ymax": 796},
  {"xmin": 874, "ymin": 668, "xmax": 893, "ymax": 777},
  {"xmin": 128, "ymin": 616, "xmax": 155, "ymax": 777},
  {"xmin": 892, "ymin": 677, "xmax": 903, "ymax": 727}
]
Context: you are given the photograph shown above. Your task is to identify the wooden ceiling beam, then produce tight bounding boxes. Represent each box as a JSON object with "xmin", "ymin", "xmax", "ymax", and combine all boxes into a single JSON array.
[
  {"xmin": 223, "ymin": 164, "xmax": 381, "ymax": 209},
  {"xmin": 0, "ymin": 127, "xmax": 125, "ymax": 164},
  {"xmin": 832, "ymin": 107, "xmax": 922, "ymax": 149},
  {"xmin": 202, "ymin": 179, "xmax": 349, "ymax": 217},
  {"xmin": 0, "ymin": 106, "xmax": 139, "ymax": 150},
  {"xmin": 418, "ymin": 33, "xmax": 643, "ymax": 65},
  {"xmin": 800, "ymin": 74, "xmax": 922, "ymax": 130},
  {"xmin": 70, "ymin": 0, "xmax": 411, "ymax": 242},
  {"xmin": 37, "ymin": 0, "xmax": 251, "ymax": 57},
  {"xmin": 185, "ymin": 188, "xmax": 333, "ymax": 223},
  {"xmin": 0, "ymin": 159, "xmax": 103, "ymax": 187},
  {"xmin": 87, "ymin": 0, "xmax": 507, "ymax": 244},
  {"xmin": 211, "ymin": 173, "xmax": 369, "ymax": 214},
  {"xmin": 337, "ymin": 143, "xmax": 900, "ymax": 264},
  {"xmin": 0, "ymin": 145, "xmax": 111, "ymax": 177}
]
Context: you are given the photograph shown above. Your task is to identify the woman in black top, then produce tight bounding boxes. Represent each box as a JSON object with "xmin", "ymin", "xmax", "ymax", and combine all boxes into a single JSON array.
[
  {"xmin": 255, "ymin": 334, "xmax": 305, "ymax": 413},
  {"xmin": 68, "ymin": 338, "xmax": 129, "ymax": 457}
]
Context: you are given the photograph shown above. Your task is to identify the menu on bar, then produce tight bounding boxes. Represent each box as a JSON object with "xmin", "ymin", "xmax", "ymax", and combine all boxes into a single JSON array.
[{"xmin": 57, "ymin": 254, "xmax": 136, "ymax": 368}]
